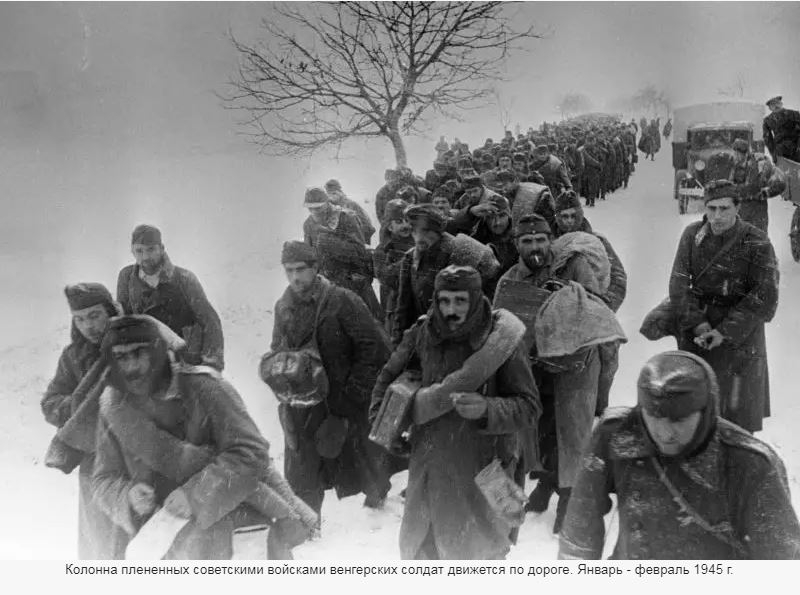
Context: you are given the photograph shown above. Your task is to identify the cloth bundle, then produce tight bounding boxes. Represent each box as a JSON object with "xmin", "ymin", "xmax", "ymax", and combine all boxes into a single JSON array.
[{"xmin": 535, "ymin": 281, "xmax": 626, "ymax": 358}]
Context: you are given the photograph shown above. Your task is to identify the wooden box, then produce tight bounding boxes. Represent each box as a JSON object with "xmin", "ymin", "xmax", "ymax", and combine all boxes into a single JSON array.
[
  {"xmin": 369, "ymin": 370, "xmax": 421, "ymax": 451},
  {"xmin": 492, "ymin": 278, "xmax": 552, "ymax": 351}
]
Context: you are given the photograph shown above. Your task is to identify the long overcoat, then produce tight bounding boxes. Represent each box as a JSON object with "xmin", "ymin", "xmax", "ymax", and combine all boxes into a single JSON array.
[
  {"xmin": 92, "ymin": 368, "xmax": 271, "ymax": 559},
  {"xmin": 370, "ymin": 310, "xmax": 540, "ymax": 559},
  {"xmin": 271, "ymin": 276, "xmax": 392, "ymax": 511},
  {"xmin": 669, "ymin": 218, "xmax": 778, "ymax": 432},
  {"xmin": 42, "ymin": 331, "xmax": 121, "ymax": 559}
]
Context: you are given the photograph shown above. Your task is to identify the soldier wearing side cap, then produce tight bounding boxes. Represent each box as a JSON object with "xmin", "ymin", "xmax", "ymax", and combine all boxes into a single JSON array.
[
  {"xmin": 560, "ymin": 351, "xmax": 800, "ymax": 560},
  {"xmin": 669, "ymin": 180, "xmax": 778, "ymax": 433},
  {"xmin": 763, "ymin": 96, "xmax": 800, "ymax": 162},
  {"xmin": 42, "ymin": 283, "xmax": 123, "ymax": 559}
]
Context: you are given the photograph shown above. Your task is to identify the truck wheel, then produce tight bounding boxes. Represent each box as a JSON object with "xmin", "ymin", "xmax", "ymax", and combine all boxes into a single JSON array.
[{"xmin": 791, "ymin": 206, "xmax": 800, "ymax": 262}]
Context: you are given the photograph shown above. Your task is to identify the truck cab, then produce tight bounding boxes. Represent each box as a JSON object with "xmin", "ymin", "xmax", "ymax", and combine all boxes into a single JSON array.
[{"xmin": 671, "ymin": 102, "xmax": 765, "ymax": 213}]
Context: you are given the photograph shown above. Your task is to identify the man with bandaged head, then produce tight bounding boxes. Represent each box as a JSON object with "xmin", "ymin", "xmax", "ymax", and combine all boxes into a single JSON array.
[
  {"xmin": 371, "ymin": 265, "xmax": 540, "ymax": 559},
  {"xmin": 560, "ymin": 351, "xmax": 800, "ymax": 559},
  {"xmin": 91, "ymin": 315, "xmax": 310, "ymax": 559}
]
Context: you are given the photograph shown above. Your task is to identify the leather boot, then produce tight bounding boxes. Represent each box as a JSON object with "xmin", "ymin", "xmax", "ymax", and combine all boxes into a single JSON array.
[
  {"xmin": 525, "ymin": 478, "xmax": 556, "ymax": 513},
  {"xmin": 552, "ymin": 488, "xmax": 572, "ymax": 534}
]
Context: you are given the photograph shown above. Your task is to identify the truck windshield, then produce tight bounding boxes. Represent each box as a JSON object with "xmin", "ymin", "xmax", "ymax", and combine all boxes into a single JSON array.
[{"xmin": 690, "ymin": 129, "xmax": 751, "ymax": 150}]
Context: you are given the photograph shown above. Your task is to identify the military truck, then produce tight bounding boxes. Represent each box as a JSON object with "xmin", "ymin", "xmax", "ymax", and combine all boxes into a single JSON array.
[{"xmin": 672, "ymin": 101, "xmax": 765, "ymax": 214}]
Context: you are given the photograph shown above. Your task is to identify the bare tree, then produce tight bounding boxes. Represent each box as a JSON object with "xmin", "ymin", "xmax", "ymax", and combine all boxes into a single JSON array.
[
  {"xmin": 629, "ymin": 84, "xmax": 671, "ymax": 117},
  {"xmin": 491, "ymin": 87, "xmax": 514, "ymax": 134},
  {"xmin": 717, "ymin": 73, "xmax": 748, "ymax": 99},
  {"xmin": 556, "ymin": 92, "xmax": 592, "ymax": 120},
  {"xmin": 222, "ymin": 2, "xmax": 542, "ymax": 166}
]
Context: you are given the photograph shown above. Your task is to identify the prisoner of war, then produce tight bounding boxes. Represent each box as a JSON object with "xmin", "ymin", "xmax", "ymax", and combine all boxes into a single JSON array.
[
  {"xmin": 559, "ymin": 350, "xmax": 800, "ymax": 560},
  {"xmin": 371, "ymin": 265, "xmax": 541, "ymax": 560},
  {"xmin": 92, "ymin": 315, "xmax": 311, "ymax": 559},
  {"xmin": 42, "ymin": 283, "xmax": 122, "ymax": 558}
]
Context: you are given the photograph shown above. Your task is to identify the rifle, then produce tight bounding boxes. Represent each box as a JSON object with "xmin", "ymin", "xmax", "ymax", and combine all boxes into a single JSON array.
[{"xmin": 44, "ymin": 356, "xmax": 109, "ymax": 474}]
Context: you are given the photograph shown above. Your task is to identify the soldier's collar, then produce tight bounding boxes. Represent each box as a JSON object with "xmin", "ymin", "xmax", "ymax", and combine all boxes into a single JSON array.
[{"xmin": 609, "ymin": 414, "xmax": 724, "ymax": 491}]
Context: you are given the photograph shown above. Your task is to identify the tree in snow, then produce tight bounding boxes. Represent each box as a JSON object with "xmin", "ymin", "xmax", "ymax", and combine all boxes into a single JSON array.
[
  {"xmin": 629, "ymin": 83, "xmax": 671, "ymax": 117},
  {"xmin": 222, "ymin": 2, "xmax": 542, "ymax": 166},
  {"xmin": 556, "ymin": 92, "xmax": 592, "ymax": 120}
]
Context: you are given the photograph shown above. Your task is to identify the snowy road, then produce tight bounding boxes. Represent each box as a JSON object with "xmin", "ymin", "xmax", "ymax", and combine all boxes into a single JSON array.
[{"xmin": 2, "ymin": 153, "xmax": 799, "ymax": 560}]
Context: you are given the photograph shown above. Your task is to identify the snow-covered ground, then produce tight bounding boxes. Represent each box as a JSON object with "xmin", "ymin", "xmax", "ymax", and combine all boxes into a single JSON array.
[{"xmin": 3, "ymin": 153, "xmax": 799, "ymax": 560}]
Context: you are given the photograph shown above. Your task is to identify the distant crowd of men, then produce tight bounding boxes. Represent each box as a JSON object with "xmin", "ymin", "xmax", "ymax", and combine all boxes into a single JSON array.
[{"xmin": 42, "ymin": 108, "xmax": 800, "ymax": 562}]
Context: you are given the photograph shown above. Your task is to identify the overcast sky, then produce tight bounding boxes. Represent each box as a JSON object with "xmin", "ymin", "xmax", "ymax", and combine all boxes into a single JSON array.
[{"xmin": 1, "ymin": 2, "xmax": 798, "ymax": 343}]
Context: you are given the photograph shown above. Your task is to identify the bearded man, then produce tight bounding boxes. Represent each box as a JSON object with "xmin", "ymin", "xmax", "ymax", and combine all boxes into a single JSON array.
[
  {"xmin": 371, "ymin": 265, "xmax": 540, "ymax": 559},
  {"xmin": 116, "ymin": 224, "xmax": 224, "ymax": 370},
  {"xmin": 499, "ymin": 215, "xmax": 606, "ymax": 532},
  {"xmin": 92, "ymin": 315, "xmax": 314, "ymax": 559}
]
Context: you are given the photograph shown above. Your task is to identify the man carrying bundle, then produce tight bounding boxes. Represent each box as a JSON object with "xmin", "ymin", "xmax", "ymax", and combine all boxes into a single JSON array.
[
  {"xmin": 371, "ymin": 265, "xmax": 540, "ymax": 560},
  {"xmin": 92, "ymin": 315, "xmax": 315, "ymax": 559},
  {"xmin": 497, "ymin": 215, "xmax": 625, "ymax": 532}
]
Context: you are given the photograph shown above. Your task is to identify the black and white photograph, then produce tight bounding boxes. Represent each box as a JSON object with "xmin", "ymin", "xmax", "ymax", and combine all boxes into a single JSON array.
[{"xmin": 1, "ymin": 1, "xmax": 800, "ymax": 565}]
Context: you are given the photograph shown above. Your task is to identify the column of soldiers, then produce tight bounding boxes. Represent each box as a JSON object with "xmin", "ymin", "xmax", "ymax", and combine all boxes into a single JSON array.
[{"xmin": 42, "ymin": 112, "xmax": 800, "ymax": 562}]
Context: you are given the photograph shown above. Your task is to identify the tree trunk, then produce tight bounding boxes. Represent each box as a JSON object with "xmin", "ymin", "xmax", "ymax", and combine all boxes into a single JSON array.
[{"xmin": 387, "ymin": 127, "xmax": 408, "ymax": 168}]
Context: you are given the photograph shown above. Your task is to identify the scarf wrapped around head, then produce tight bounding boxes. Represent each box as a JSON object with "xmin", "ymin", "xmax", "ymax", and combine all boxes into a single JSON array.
[{"xmin": 428, "ymin": 265, "xmax": 491, "ymax": 343}]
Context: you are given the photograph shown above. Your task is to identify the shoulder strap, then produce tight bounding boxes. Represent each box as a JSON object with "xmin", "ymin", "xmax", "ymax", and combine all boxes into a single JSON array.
[
  {"xmin": 691, "ymin": 224, "xmax": 744, "ymax": 287},
  {"xmin": 649, "ymin": 456, "xmax": 748, "ymax": 557},
  {"xmin": 310, "ymin": 281, "xmax": 330, "ymax": 348}
]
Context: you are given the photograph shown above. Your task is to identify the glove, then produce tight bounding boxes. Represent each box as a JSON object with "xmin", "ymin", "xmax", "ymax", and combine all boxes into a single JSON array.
[
  {"xmin": 128, "ymin": 483, "xmax": 157, "ymax": 517},
  {"xmin": 452, "ymin": 392, "xmax": 488, "ymax": 420}
]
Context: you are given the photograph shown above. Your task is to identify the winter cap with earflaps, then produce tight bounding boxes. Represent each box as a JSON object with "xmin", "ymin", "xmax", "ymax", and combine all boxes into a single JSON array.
[
  {"xmin": 101, "ymin": 314, "xmax": 186, "ymax": 353},
  {"xmin": 281, "ymin": 240, "xmax": 317, "ymax": 265},
  {"xmin": 434, "ymin": 265, "xmax": 482, "ymax": 292},
  {"xmin": 637, "ymin": 350, "xmax": 720, "ymax": 459},
  {"xmin": 766, "ymin": 95, "xmax": 782, "ymax": 107},
  {"xmin": 65, "ymin": 283, "xmax": 114, "ymax": 312},
  {"xmin": 303, "ymin": 187, "xmax": 329, "ymax": 207},
  {"xmin": 637, "ymin": 350, "xmax": 718, "ymax": 420}
]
